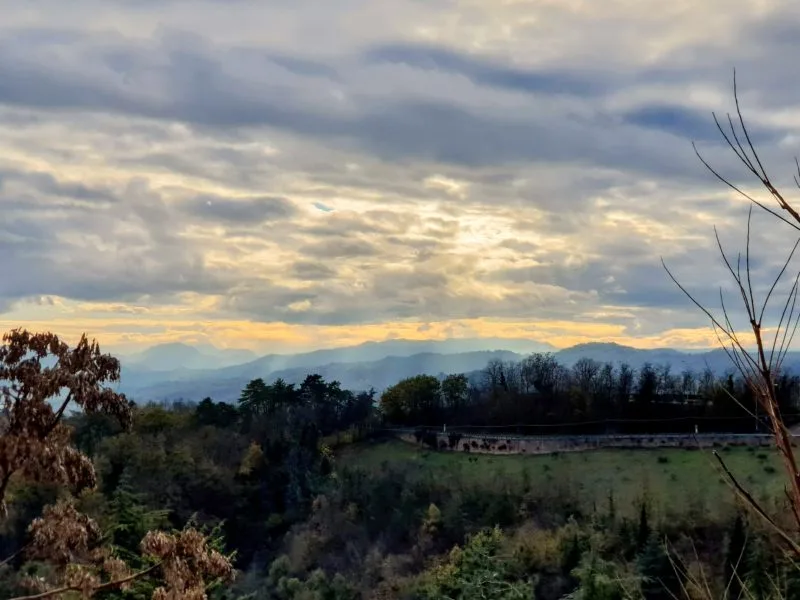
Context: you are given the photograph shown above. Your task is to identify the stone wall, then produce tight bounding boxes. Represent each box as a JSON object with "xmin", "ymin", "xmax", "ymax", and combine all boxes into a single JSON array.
[{"xmin": 393, "ymin": 430, "xmax": 775, "ymax": 455}]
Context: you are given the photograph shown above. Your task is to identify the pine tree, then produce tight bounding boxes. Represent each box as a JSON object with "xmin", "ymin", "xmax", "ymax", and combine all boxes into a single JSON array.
[
  {"xmin": 562, "ymin": 534, "xmax": 583, "ymax": 577},
  {"xmin": 637, "ymin": 536, "xmax": 679, "ymax": 600},
  {"xmin": 725, "ymin": 515, "xmax": 747, "ymax": 599},
  {"xmin": 238, "ymin": 378, "xmax": 270, "ymax": 415},
  {"xmin": 636, "ymin": 502, "xmax": 650, "ymax": 552},
  {"xmin": 572, "ymin": 552, "xmax": 628, "ymax": 600},
  {"xmin": 745, "ymin": 537, "xmax": 772, "ymax": 600},
  {"xmin": 607, "ymin": 489, "xmax": 616, "ymax": 525}
]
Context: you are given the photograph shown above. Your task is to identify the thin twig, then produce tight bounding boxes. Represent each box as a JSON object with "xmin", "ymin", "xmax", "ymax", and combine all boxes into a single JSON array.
[
  {"xmin": 8, "ymin": 561, "xmax": 162, "ymax": 600},
  {"xmin": 713, "ymin": 451, "xmax": 800, "ymax": 555}
]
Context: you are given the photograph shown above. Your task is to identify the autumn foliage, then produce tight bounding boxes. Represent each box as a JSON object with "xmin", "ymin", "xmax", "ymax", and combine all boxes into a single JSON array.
[{"xmin": 0, "ymin": 329, "xmax": 233, "ymax": 599}]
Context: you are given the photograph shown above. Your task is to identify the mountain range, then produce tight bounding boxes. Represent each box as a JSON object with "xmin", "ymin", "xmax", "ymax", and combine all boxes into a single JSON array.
[
  {"xmin": 113, "ymin": 339, "xmax": 800, "ymax": 404},
  {"xmin": 121, "ymin": 342, "xmax": 259, "ymax": 371}
]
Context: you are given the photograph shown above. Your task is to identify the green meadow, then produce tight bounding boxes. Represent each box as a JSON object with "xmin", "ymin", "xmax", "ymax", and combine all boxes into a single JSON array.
[{"xmin": 339, "ymin": 439, "xmax": 792, "ymax": 519}]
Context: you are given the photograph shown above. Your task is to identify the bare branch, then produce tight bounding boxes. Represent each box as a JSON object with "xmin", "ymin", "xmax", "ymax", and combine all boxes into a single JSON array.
[
  {"xmin": 8, "ymin": 562, "xmax": 162, "ymax": 600},
  {"xmin": 713, "ymin": 451, "xmax": 800, "ymax": 555},
  {"xmin": 669, "ymin": 72, "xmax": 800, "ymax": 554}
]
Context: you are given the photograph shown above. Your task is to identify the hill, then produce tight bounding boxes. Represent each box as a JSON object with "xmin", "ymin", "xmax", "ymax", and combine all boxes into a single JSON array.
[
  {"xmin": 121, "ymin": 342, "xmax": 258, "ymax": 371},
  {"xmin": 552, "ymin": 342, "xmax": 735, "ymax": 372},
  {"xmin": 119, "ymin": 349, "xmax": 522, "ymax": 403},
  {"xmin": 115, "ymin": 338, "xmax": 800, "ymax": 405}
]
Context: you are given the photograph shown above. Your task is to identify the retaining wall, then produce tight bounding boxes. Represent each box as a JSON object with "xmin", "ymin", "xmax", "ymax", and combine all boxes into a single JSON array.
[{"xmin": 391, "ymin": 430, "xmax": 776, "ymax": 455}]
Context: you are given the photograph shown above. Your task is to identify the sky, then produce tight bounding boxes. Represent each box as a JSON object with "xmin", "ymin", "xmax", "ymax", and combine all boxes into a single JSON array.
[{"xmin": 3, "ymin": 0, "xmax": 800, "ymax": 355}]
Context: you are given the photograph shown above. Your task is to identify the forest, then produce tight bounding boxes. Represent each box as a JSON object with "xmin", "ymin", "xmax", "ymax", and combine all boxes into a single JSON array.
[
  {"xmin": 378, "ymin": 353, "xmax": 800, "ymax": 434},
  {"xmin": 2, "ymin": 329, "xmax": 800, "ymax": 599}
]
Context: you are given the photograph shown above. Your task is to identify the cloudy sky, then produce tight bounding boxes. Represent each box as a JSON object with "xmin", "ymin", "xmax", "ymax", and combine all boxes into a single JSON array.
[{"xmin": 3, "ymin": 0, "xmax": 800, "ymax": 354}]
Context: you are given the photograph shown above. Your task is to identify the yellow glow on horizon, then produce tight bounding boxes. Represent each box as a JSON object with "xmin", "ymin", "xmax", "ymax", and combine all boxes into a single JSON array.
[{"xmin": 0, "ymin": 313, "xmax": 723, "ymax": 355}]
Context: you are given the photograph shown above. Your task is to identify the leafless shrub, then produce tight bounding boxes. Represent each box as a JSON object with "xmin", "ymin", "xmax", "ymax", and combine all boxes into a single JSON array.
[{"xmin": 664, "ymin": 72, "xmax": 800, "ymax": 556}]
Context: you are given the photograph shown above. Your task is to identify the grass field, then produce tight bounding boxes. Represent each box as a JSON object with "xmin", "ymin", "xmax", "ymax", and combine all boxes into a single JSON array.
[{"xmin": 338, "ymin": 439, "xmax": 792, "ymax": 519}]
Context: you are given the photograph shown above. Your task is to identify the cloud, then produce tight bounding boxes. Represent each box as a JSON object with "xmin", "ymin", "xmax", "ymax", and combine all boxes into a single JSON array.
[
  {"xmin": 291, "ymin": 261, "xmax": 337, "ymax": 280},
  {"xmin": 300, "ymin": 239, "xmax": 378, "ymax": 259},
  {"xmin": 178, "ymin": 194, "xmax": 297, "ymax": 224},
  {"xmin": 2, "ymin": 0, "xmax": 800, "ymax": 352},
  {"xmin": 0, "ymin": 25, "xmax": 770, "ymax": 179},
  {"xmin": 621, "ymin": 105, "xmax": 722, "ymax": 141},
  {"xmin": 362, "ymin": 42, "xmax": 609, "ymax": 96},
  {"xmin": 0, "ymin": 173, "xmax": 229, "ymax": 305}
]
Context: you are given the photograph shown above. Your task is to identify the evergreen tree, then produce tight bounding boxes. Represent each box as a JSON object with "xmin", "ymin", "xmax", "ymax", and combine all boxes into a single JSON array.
[
  {"xmin": 106, "ymin": 474, "xmax": 171, "ymax": 560},
  {"xmin": 637, "ymin": 536, "xmax": 679, "ymax": 600},
  {"xmin": 571, "ymin": 552, "xmax": 629, "ymax": 600},
  {"xmin": 745, "ymin": 537, "xmax": 773, "ymax": 600},
  {"xmin": 636, "ymin": 502, "xmax": 650, "ymax": 552},
  {"xmin": 417, "ymin": 527, "xmax": 532, "ymax": 599},
  {"xmin": 607, "ymin": 490, "xmax": 616, "ymax": 526},
  {"xmin": 239, "ymin": 378, "xmax": 271, "ymax": 415},
  {"xmin": 561, "ymin": 534, "xmax": 583, "ymax": 578},
  {"xmin": 725, "ymin": 515, "xmax": 747, "ymax": 599}
]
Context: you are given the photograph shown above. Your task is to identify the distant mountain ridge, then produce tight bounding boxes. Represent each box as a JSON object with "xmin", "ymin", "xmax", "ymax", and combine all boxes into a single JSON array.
[
  {"xmin": 120, "ymin": 349, "xmax": 523, "ymax": 404},
  {"xmin": 114, "ymin": 338, "xmax": 800, "ymax": 405},
  {"xmin": 126, "ymin": 337, "xmax": 552, "ymax": 369},
  {"xmin": 121, "ymin": 342, "xmax": 258, "ymax": 372}
]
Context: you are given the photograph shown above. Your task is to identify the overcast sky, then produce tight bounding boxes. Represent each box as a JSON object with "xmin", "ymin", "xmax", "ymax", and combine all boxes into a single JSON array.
[{"xmin": 3, "ymin": 0, "xmax": 800, "ymax": 354}]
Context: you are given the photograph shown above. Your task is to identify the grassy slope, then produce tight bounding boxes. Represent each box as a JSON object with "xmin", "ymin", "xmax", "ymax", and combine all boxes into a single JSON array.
[{"xmin": 338, "ymin": 439, "xmax": 790, "ymax": 519}]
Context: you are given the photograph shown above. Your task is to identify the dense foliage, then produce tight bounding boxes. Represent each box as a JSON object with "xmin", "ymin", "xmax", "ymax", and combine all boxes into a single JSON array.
[{"xmin": 3, "ymin": 344, "xmax": 800, "ymax": 598}]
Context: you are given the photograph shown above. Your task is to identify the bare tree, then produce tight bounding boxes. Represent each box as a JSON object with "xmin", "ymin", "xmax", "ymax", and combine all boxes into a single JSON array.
[{"xmin": 664, "ymin": 72, "xmax": 800, "ymax": 555}]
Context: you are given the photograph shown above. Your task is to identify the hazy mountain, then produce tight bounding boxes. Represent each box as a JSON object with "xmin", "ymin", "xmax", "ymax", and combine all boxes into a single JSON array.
[
  {"xmin": 341, "ymin": 338, "xmax": 554, "ymax": 357},
  {"xmin": 118, "ymin": 337, "xmax": 552, "ymax": 383},
  {"xmin": 119, "ymin": 349, "xmax": 522, "ymax": 404},
  {"xmin": 121, "ymin": 342, "xmax": 258, "ymax": 372},
  {"xmin": 553, "ymin": 342, "xmax": 700, "ymax": 370},
  {"xmin": 114, "ymin": 337, "xmax": 800, "ymax": 406},
  {"xmin": 553, "ymin": 342, "xmax": 800, "ymax": 374},
  {"xmin": 209, "ymin": 337, "xmax": 552, "ymax": 373}
]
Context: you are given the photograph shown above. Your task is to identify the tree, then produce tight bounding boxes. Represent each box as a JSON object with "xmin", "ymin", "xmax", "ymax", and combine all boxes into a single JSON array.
[
  {"xmin": 635, "ymin": 363, "xmax": 658, "ymax": 406},
  {"xmin": 522, "ymin": 352, "xmax": 560, "ymax": 394},
  {"xmin": 441, "ymin": 374, "xmax": 469, "ymax": 411},
  {"xmin": 340, "ymin": 389, "xmax": 375, "ymax": 431},
  {"xmin": 636, "ymin": 503, "xmax": 650, "ymax": 553},
  {"xmin": 238, "ymin": 378, "xmax": 271, "ymax": 416},
  {"xmin": 595, "ymin": 363, "xmax": 617, "ymax": 422},
  {"xmin": 273, "ymin": 377, "xmax": 298, "ymax": 409},
  {"xmin": 379, "ymin": 375, "xmax": 441, "ymax": 425},
  {"xmin": 680, "ymin": 370, "xmax": 697, "ymax": 399},
  {"xmin": 417, "ymin": 526, "xmax": 532, "ymax": 599},
  {"xmin": 571, "ymin": 358, "xmax": 601, "ymax": 419},
  {"xmin": 569, "ymin": 552, "xmax": 631, "ymax": 600},
  {"xmin": 299, "ymin": 375, "xmax": 346, "ymax": 433},
  {"xmin": 637, "ymin": 536, "xmax": 680, "ymax": 600},
  {"xmin": 725, "ymin": 515, "xmax": 747, "ymax": 599},
  {"xmin": 615, "ymin": 363, "xmax": 634, "ymax": 408},
  {"xmin": 743, "ymin": 535, "xmax": 773, "ymax": 600},
  {"xmin": 0, "ymin": 329, "xmax": 234, "ymax": 599},
  {"xmin": 195, "ymin": 397, "xmax": 239, "ymax": 428}
]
